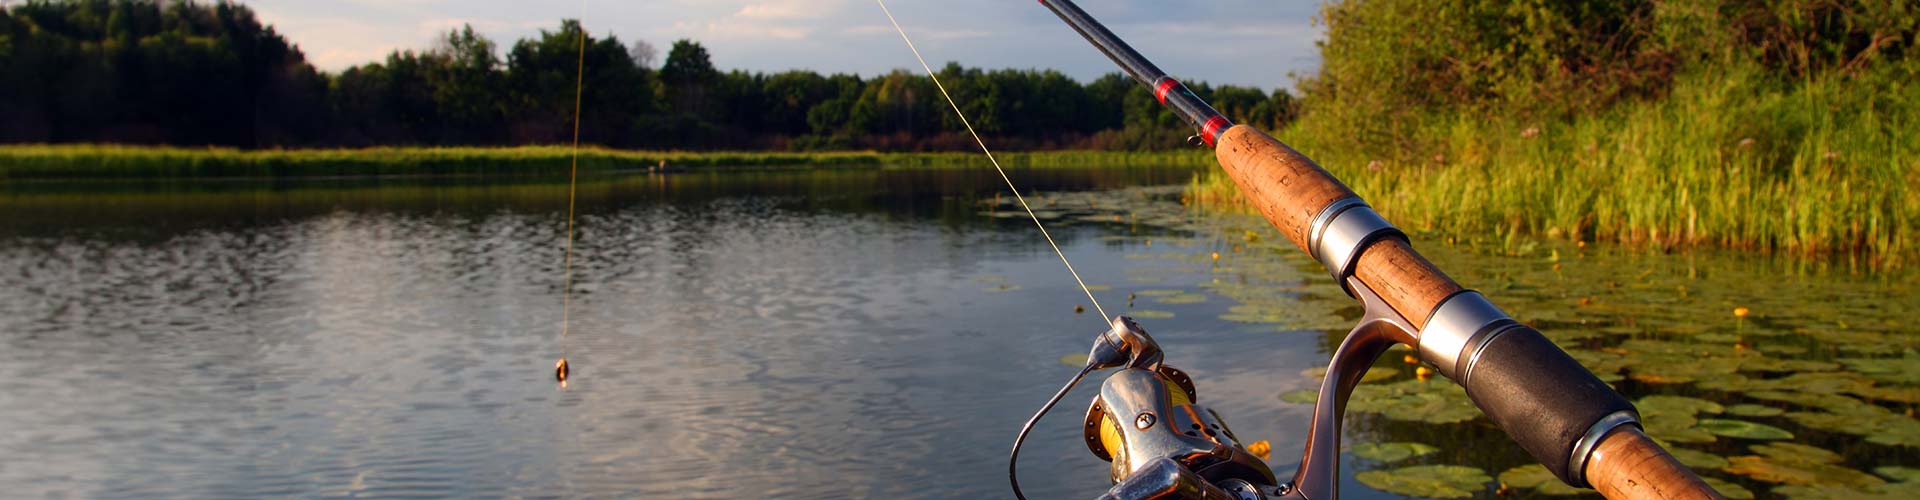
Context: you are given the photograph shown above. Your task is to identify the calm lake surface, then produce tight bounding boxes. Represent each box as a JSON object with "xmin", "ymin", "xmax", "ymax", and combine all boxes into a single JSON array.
[{"xmin": 1, "ymin": 167, "xmax": 1914, "ymax": 499}]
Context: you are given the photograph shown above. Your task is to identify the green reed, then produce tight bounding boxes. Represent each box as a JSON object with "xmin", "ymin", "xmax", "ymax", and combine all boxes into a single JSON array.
[
  {"xmin": 0, "ymin": 146, "xmax": 1212, "ymax": 180},
  {"xmin": 1190, "ymin": 67, "xmax": 1919, "ymax": 267}
]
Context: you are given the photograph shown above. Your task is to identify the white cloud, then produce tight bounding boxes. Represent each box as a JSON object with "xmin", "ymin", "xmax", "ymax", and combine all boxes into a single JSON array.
[
  {"xmin": 735, "ymin": 0, "xmax": 837, "ymax": 20},
  {"xmin": 672, "ymin": 18, "xmax": 812, "ymax": 41},
  {"xmin": 664, "ymin": 0, "xmax": 854, "ymax": 42},
  {"xmin": 256, "ymin": 13, "xmax": 401, "ymax": 70},
  {"xmin": 842, "ymin": 24, "xmax": 993, "ymax": 40}
]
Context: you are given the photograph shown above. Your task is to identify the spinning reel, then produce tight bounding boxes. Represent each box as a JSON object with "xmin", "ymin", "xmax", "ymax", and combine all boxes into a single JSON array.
[
  {"xmin": 1077, "ymin": 316, "xmax": 1276, "ymax": 500},
  {"xmin": 1011, "ymin": 278, "xmax": 1447, "ymax": 500}
]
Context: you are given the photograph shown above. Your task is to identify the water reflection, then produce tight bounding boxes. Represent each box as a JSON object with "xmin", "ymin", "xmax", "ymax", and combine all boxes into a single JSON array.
[
  {"xmin": 0, "ymin": 166, "xmax": 1912, "ymax": 499},
  {"xmin": 0, "ymin": 168, "xmax": 1215, "ymax": 498}
]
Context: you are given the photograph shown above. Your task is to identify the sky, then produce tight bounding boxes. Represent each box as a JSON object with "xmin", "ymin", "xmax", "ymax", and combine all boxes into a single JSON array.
[{"xmin": 247, "ymin": 0, "xmax": 1325, "ymax": 91}]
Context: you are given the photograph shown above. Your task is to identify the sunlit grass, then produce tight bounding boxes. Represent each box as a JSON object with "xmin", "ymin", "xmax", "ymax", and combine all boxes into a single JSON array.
[
  {"xmin": 0, "ymin": 145, "xmax": 1213, "ymax": 179},
  {"xmin": 1191, "ymin": 67, "xmax": 1919, "ymax": 267}
]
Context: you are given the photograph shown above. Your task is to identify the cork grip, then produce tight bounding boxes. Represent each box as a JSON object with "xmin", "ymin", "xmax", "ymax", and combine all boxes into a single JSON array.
[
  {"xmin": 1213, "ymin": 125, "xmax": 1462, "ymax": 326},
  {"xmin": 1216, "ymin": 125, "xmax": 1720, "ymax": 500},
  {"xmin": 1213, "ymin": 125, "xmax": 1355, "ymax": 250},
  {"xmin": 1587, "ymin": 428, "xmax": 1726, "ymax": 500}
]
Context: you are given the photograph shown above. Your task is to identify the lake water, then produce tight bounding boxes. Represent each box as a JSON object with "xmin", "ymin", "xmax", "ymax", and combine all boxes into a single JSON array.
[{"xmin": 1, "ymin": 167, "xmax": 1914, "ymax": 499}]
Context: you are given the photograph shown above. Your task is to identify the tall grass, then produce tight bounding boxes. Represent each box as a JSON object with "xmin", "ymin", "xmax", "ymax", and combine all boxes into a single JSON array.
[
  {"xmin": 1191, "ymin": 66, "xmax": 1919, "ymax": 267},
  {"xmin": 0, "ymin": 146, "xmax": 1212, "ymax": 179}
]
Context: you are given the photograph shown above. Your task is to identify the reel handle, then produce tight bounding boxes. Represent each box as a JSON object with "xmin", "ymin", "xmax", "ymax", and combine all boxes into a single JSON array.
[{"xmin": 1587, "ymin": 428, "xmax": 1727, "ymax": 500}]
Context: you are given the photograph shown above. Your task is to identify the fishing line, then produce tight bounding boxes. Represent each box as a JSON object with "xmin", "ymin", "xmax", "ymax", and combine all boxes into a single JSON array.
[
  {"xmin": 555, "ymin": 4, "xmax": 589, "ymax": 385},
  {"xmin": 874, "ymin": 0, "xmax": 1111, "ymax": 325}
]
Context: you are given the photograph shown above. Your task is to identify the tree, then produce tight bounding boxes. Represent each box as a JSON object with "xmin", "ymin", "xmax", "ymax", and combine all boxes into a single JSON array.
[
  {"xmin": 761, "ymin": 70, "xmax": 835, "ymax": 136},
  {"xmin": 505, "ymin": 19, "xmax": 655, "ymax": 146},
  {"xmin": 0, "ymin": 1, "xmax": 1327, "ymax": 151},
  {"xmin": 426, "ymin": 24, "xmax": 505, "ymax": 144},
  {"xmin": 629, "ymin": 40, "xmax": 656, "ymax": 69},
  {"xmin": 0, "ymin": 0, "xmax": 327, "ymax": 146},
  {"xmin": 659, "ymin": 39, "xmax": 718, "ymax": 117}
]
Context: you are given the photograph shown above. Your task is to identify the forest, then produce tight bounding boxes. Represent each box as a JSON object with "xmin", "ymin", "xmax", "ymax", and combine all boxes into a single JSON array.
[{"xmin": 0, "ymin": 0, "xmax": 1298, "ymax": 151}]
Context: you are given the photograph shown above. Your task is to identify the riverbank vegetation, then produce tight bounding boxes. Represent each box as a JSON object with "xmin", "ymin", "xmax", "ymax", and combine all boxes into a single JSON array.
[
  {"xmin": 1189, "ymin": 0, "xmax": 1918, "ymax": 266},
  {"xmin": 4, "ymin": 1, "xmax": 1916, "ymax": 265},
  {"xmin": 0, "ymin": 145, "xmax": 1211, "ymax": 179}
]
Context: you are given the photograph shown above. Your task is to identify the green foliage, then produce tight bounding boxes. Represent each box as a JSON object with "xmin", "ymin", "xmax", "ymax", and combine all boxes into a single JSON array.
[
  {"xmin": 1355, "ymin": 465, "xmax": 1490, "ymax": 498},
  {"xmin": 1193, "ymin": 0, "xmax": 1920, "ymax": 265},
  {"xmin": 0, "ymin": 144, "xmax": 1211, "ymax": 178},
  {"xmin": 1497, "ymin": 464, "xmax": 1592, "ymax": 495},
  {"xmin": 1303, "ymin": 0, "xmax": 1919, "ymax": 157},
  {"xmin": 1349, "ymin": 441, "xmax": 1439, "ymax": 463},
  {"xmin": 659, "ymin": 39, "xmax": 717, "ymax": 118},
  {"xmin": 0, "ymin": 0, "xmax": 327, "ymax": 146},
  {"xmin": 0, "ymin": 1, "xmax": 1296, "ymax": 152},
  {"xmin": 499, "ymin": 20, "xmax": 656, "ymax": 146}
]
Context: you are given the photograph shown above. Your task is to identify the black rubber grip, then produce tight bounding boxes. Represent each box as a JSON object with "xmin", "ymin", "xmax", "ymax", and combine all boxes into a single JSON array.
[{"xmin": 1460, "ymin": 325, "xmax": 1635, "ymax": 484}]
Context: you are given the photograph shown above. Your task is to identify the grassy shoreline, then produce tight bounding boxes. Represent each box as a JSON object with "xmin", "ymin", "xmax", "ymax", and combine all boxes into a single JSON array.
[
  {"xmin": 6, "ymin": 133, "xmax": 1911, "ymax": 267},
  {"xmin": 1189, "ymin": 69, "xmax": 1919, "ymax": 268},
  {"xmin": 0, "ymin": 145, "xmax": 1214, "ymax": 179}
]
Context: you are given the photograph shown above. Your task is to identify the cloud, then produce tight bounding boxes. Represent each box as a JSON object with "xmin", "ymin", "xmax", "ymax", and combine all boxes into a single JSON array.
[
  {"xmin": 1120, "ymin": 20, "xmax": 1318, "ymax": 40},
  {"xmin": 673, "ymin": 19, "xmax": 813, "ymax": 41},
  {"xmin": 415, "ymin": 18, "xmax": 551, "ymax": 42},
  {"xmin": 841, "ymin": 24, "xmax": 994, "ymax": 41},
  {"xmin": 735, "ymin": 0, "xmax": 835, "ymax": 20},
  {"xmin": 666, "ymin": 0, "xmax": 852, "ymax": 42},
  {"xmin": 253, "ymin": 12, "xmax": 400, "ymax": 70}
]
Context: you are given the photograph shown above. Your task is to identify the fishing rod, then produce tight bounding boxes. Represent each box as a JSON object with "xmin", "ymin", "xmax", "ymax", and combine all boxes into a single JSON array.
[{"xmin": 1010, "ymin": 1, "xmax": 1726, "ymax": 499}]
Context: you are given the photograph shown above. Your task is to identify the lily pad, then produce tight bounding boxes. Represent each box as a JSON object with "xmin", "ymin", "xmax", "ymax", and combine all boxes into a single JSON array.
[
  {"xmin": 1346, "ymin": 379, "xmax": 1482, "ymax": 424},
  {"xmin": 1059, "ymin": 353, "xmax": 1090, "ymax": 366},
  {"xmin": 1155, "ymin": 292, "xmax": 1208, "ymax": 304},
  {"xmin": 1725, "ymin": 404, "xmax": 1784, "ymax": 417},
  {"xmin": 1667, "ymin": 447, "xmax": 1730, "ymax": 469},
  {"xmin": 1698, "ymin": 419, "xmax": 1794, "ymax": 440},
  {"xmin": 1497, "ymin": 464, "xmax": 1591, "ymax": 496},
  {"xmin": 1786, "ymin": 411, "xmax": 1920, "ymax": 447},
  {"xmin": 1750, "ymin": 442, "xmax": 1842, "ymax": 464},
  {"xmin": 1737, "ymin": 357, "xmax": 1842, "ymax": 373},
  {"xmin": 1764, "ymin": 372, "xmax": 1876, "ymax": 394},
  {"xmin": 1638, "ymin": 395, "xmax": 1727, "ymax": 444},
  {"xmin": 1355, "ymin": 465, "xmax": 1490, "ymax": 499},
  {"xmin": 1724, "ymin": 442, "xmax": 1883, "ymax": 488},
  {"xmin": 1128, "ymin": 309, "xmax": 1175, "ymax": 319},
  {"xmin": 1565, "ymin": 349, "xmax": 1629, "ymax": 382},
  {"xmin": 1850, "ymin": 385, "xmax": 1920, "ymax": 404},
  {"xmin": 1644, "ymin": 416, "xmax": 1717, "ymax": 444},
  {"xmin": 983, "ymin": 283, "xmax": 1023, "ymax": 292},
  {"xmin": 1280, "ymin": 389, "xmax": 1319, "ymax": 404},
  {"xmin": 1839, "ymin": 357, "xmax": 1920, "ymax": 385},
  {"xmin": 1626, "ymin": 354, "xmax": 1742, "ymax": 384},
  {"xmin": 1873, "ymin": 466, "xmax": 1920, "ymax": 482},
  {"xmin": 1701, "ymin": 476, "xmax": 1755, "ymax": 499},
  {"xmin": 1772, "ymin": 482, "xmax": 1920, "ymax": 500},
  {"xmin": 1299, "ymin": 366, "xmax": 1399, "ymax": 383},
  {"xmin": 1640, "ymin": 395, "xmax": 1726, "ymax": 418},
  {"xmin": 1697, "ymin": 333, "xmax": 1742, "ymax": 343},
  {"xmin": 1203, "ymin": 280, "xmax": 1350, "ymax": 331},
  {"xmin": 1350, "ymin": 441, "xmax": 1440, "ymax": 463},
  {"xmin": 1745, "ymin": 391, "xmax": 1865, "ymax": 410},
  {"xmin": 1133, "ymin": 289, "xmax": 1186, "ymax": 297}
]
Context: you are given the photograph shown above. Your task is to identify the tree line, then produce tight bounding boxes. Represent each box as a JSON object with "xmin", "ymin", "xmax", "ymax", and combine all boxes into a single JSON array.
[{"xmin": 0, "ymin": 0, "xmax": 1299, "ymax": 151}]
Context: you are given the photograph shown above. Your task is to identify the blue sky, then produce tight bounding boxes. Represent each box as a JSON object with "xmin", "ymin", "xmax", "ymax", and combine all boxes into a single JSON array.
[{"xmin": 247, "ymin": 0, "xmax": 1324, "ymax": 90}]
